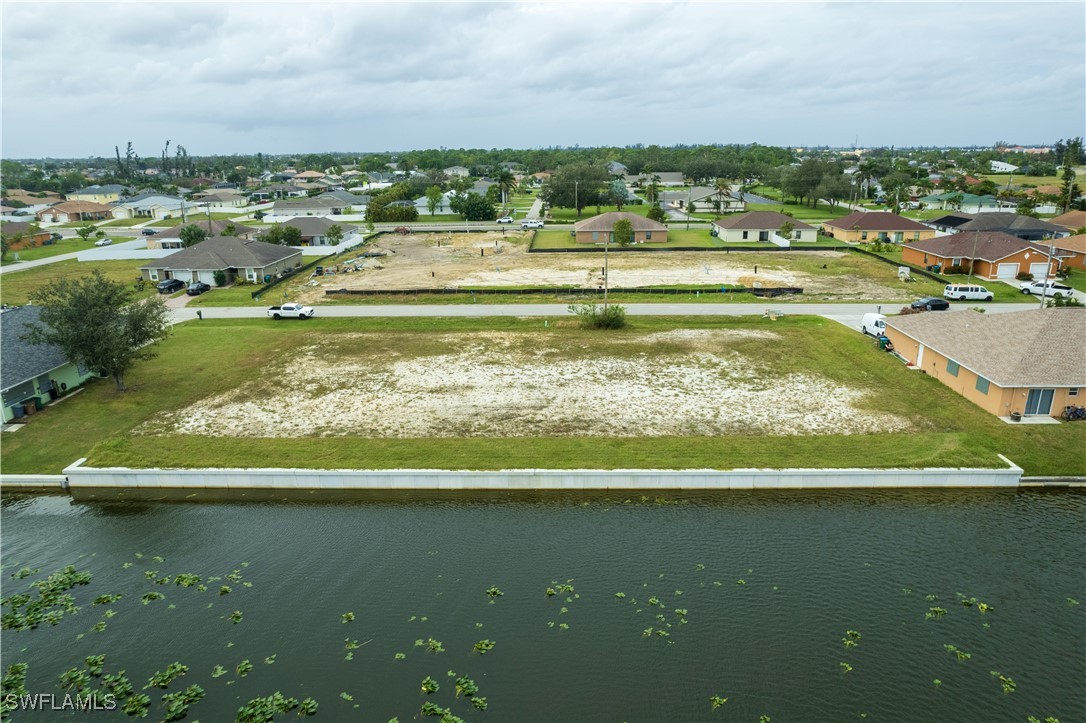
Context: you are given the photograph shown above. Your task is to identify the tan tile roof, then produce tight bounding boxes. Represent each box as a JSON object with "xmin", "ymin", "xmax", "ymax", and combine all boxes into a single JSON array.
[
  {"xmin": 905, "ymin": 231, "xmax": 1052, "ymax": 262},
  {"xmin": 572, "ymin": 211, "xmax": 667, "ymax": 233},
  {"xmin": 886, "ymin": 308, "xmax": 1086, "ymax": 387},
  {"xmin": 1050, "ymin": 210, "xmax": 1086, "ymax": 230},
  {"xmin": 1050, "ymin": 234, "xmax": 1086, "ymax": 254},
  {"xmin": 39, "ymin": 200, "xmax": 114, "ymax": 213},
  {"xmin": 823, "ymin": 211, "xmax": 930, "ymax": 232},
  {"xmin": 713, "ymin": 211, "xmax": 816, "ymax": 231}
]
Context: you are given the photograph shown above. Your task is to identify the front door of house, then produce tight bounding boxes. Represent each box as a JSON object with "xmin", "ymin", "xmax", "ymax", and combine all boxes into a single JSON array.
[{"xmin": 1024, "ymin": 388, "xmax": 1054, "ymax": 416}]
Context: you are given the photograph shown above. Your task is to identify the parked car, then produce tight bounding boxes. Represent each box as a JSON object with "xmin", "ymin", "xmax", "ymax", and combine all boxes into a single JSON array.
[
  {"xmin": 49, "ymin": 233, "xmax": 63, "ymax": 241},
  {"xmin": 141, "ymin": 228, "xmax": 157, "ymax": 236},
  {"xmin": 186, "ymin": 281, "xmax": 211, "ymax": 296},
  {"xmin": 1019, "ymin": 280, "xmax": 1073, "ymax": 298},
  {"xmin": 911, "ymin": 297, "xmax": 950, "ymax": 311},
  {"xmin": 93, "ymin": 238, "xmax": 113, "ymax": 247},
  {"xmin": 156, "ymin": 278, "xmax": 185, "ymax": 294},
  {"xmin": 521, "ymin": 219, "xmax": 544, "ymax": 229},
  {"xmin": 943, "ymin": 284, "xmax": 993, "ymax": 302},
  {"xmin": 496, "ymin": 216, "xmax": 514, "ymax": 224},
  {"xmin": 267, "ymin": 303, "xmax": 315, "ymax": 320},
  {"xmin": 860, "ymin": 313, "xmax": 887, "ymax": 336}
]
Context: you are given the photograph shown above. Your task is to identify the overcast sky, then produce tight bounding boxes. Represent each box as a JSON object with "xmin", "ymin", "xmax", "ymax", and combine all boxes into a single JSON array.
[{"xmin": 2, "ymin": 2, "xmax": 1084, "ymax": 159}]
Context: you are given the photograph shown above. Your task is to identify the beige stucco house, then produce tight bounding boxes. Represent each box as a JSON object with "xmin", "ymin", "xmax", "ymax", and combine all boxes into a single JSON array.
[{"xmin": 572, "ymin": 212, "xmax": 667, "ymax": 244}]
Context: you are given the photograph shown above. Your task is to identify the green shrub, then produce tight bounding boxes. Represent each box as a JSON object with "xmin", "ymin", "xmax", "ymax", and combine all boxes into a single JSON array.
[
  {"xmin": 568, "ymin": 302, "xmax": 627, "ymax": 329},
  {"xmin": 1016, "ymin": 272, "xmax": 1033, "ymax": 281}
]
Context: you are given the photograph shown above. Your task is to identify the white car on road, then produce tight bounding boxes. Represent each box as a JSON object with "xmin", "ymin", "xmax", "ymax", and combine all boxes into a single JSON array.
[
  {"xmin": 1019, "ymin": 280, "xmax": 1074, "ymax": 298},
  {"xmin": 496, "ymin": 216, "xmax": 514, "ymax": 224},
  {"xmin": 521, "ymin": 219, "xmax": 544, "ymax": 229},
  {"xmin": 94, "ymin": 238, "xmax": 113, "ymax": 246}
]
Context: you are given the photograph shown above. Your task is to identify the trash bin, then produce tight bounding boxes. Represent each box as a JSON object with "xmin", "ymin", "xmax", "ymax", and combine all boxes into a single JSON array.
[{"xmin": 11, "ymin": 405, "xmax": 25, "ymax": 420}]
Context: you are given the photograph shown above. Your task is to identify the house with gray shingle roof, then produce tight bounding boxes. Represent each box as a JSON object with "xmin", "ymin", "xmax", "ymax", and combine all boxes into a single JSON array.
[
  {"xmin": 147, "ymin": 220, "xmax": 259, "ymax": 250},
  {"xmin": 270, "ymin": 197, "xmax": 346, "ymax": 217},
  {"xmin": 923, "ymin": 212, "xmax": 1070, "ymax": 241},
  {"xmin": 901, "ymin": 231, "xmax": 1057, "ymax": 279},
  {"xmin": 278, "ymin": 217, "xmax": 358, "ymax": 246},
  {"xmin": 713, "ymin": 211, "xmax": 817, "ymax": 243},
  {"xmin": 884, "ymin": 308, "xmax": 1086, "ymax": 418},
  {"xmin": 139, "ymin": 237, "xmax": 302, "ymax": 286},
  {"xmin": 1, "ymin": 306, "xmax": 96, "ymax": 422}
]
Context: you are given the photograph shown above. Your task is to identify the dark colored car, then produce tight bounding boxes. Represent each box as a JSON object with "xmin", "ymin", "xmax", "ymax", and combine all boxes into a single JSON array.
[
  {"xmin": 911, "ymin": 297, "xmax": 950, "ymax": 311},
  {"xmin": 186, "ymin": 281, "xmax": 211, "ymax": 296},
  {"xmin": 141, "ymin": 228, "xmax": 157, "ymax": 236},
  {"xmin": 156, "ymin": 278, "xmax": 185, "ymax": 294}
]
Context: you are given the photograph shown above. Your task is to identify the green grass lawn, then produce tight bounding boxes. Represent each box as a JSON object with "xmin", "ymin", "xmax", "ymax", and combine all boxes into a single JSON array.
[
  {"xmin": 0, "ymin": 260, "xmax": 151, "ymax": 305},
  {"xmin": 546, "ymin": 204, "xmax": 652, "ymax": 222},
  {"xmin": 150, "ymin": 213, "xmax": 246, "ymax": 228},
  {"xmin": 1, "ymin": 237, "xmax": 100, "ymax": 264},
  {"xmin": 531, "ymin": 227, "xmax": 720, "ymax": 250},
  {"xmin": 981, "ymin": 174, "xmax": 1062, "ymax": 188},
  {"xmin": 413, "ymin": 214, "xmax": 467, "ymax": 223},
  {"xmin": 99, "ymin": 218, "xmax": 148, "ymax": 227},
  {"xmin": 1, "ymin": 316, "xmax": 1081, "ymax": 476},
  {"xmin": 863, "ymin": 246, "xmax": 1025, "ymax": 302}
]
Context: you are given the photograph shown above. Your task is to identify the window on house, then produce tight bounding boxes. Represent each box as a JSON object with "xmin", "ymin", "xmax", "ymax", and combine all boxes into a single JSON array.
[
  {"xmin": 893, "ymin": 232, "xmax": 903, "ymax": 242},
  {"xmin": 1070, "ymin": 388, "xmax": 1080, "ymax": 397},
  {"xmin": 952, "ymin": 258, "xmax": 961, "ymax": 266},
  {"xmin": 913, "ymin": 232, "xmax": 921, "ymax": 240},
  {"xmin": 947, "ymin": 360, "xmax": 960, "ymax": 376},
  {"xmin": 592, "ymin": 232, "xmax": 599, "ymax": 241},
  {"xmin": 975, "ymin": 377, "xmax": 990, "ymax": 394},
  {"xmin": 878, "ymin": 232, "xmax": 888, "ymax": 241},
  {"xmin": 149, "ymin": 271, "xmax": 159, "ymax": 281},
  {"xmin": 645, "ymin": 231, "xmax": 652, "ymax": 240},
  {"xmin": 861, "ymin": 231, "xmax": 868, "ymax": 240},
  {"xmin": 742, "ymin": 231, "xmax": 749, "ymax": 239}
]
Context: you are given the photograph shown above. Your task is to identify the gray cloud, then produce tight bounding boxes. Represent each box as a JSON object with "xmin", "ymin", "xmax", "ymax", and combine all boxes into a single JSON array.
[{"xmin": 2, "ymin": 1, "xmax": 1083, "ymax": 158}]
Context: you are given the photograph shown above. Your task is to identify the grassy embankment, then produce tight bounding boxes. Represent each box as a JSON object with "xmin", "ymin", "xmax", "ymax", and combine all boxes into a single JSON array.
[{"xmin": 2, "ymin": 316, "xmax": 1081, "ymax": 477}]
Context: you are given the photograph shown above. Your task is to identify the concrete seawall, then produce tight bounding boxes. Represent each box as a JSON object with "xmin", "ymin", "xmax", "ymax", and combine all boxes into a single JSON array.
[{"xmin": 28, "ymin": 456, "xmax": 1025, "ymax": 495}]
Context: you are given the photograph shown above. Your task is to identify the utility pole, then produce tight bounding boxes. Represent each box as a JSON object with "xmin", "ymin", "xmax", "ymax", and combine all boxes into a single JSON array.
[
  {"xmin": 1038, "ymin": 238, "xmax": 1056, "ymax": 309},
  {"xmin": 574, "ymin": 180, "xmax": 578, "ymax": 218},
  {"xmin": 603, "ymin": 227, "xmax": 610, "ymax": 312},
  {"xmin": 970, "ymin": 229, "xmax": 980, "ymax": 280}
]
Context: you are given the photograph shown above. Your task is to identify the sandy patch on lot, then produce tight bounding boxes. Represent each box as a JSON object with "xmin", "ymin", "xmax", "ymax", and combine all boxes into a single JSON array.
[
  {"xmin": 287, "ymin": 232, "xmax": 901, "ymax": 302},
  {"xmin": 139, "ymin": 331, "xmax": 910, "ymax": 439}
]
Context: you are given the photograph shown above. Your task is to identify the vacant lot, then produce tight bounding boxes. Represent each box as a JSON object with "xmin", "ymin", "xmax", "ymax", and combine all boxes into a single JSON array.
[
  {"xmin": 2, "ymin": 317, "xmax": 1081, "ymax": 476},
  {"xmin": 0, "ymin": 259, "xmax": 150, "ymax": 305},
  {"xmin": 285, "ymin": 231, "xmax": 938, "ymax": 303}
]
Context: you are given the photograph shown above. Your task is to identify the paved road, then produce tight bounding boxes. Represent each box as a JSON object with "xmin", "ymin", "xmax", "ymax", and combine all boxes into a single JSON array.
[{"xmin": 170, "ymin": 302, "xmax": 1041, "ymax": 328}]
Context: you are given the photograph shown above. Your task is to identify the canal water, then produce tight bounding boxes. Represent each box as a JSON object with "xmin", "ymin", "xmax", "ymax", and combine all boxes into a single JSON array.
[{"xmin": 1, "ymin": 489, "xmax": 1082, "ymax": 722}]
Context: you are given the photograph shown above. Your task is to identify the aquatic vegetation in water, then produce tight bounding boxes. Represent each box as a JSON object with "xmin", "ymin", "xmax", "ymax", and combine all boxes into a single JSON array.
[
  {"xmin": 421, "ymin": 676, "xmax": 440, "ymax": 694},
  {"xmin": 11, "ymin": 568, "xmax": 38, "ymax": 580},
  {"xmin": 1026, "ymin": 717, "xmax": 1060, "ymax": 723},
  {"xmin": 944, "ymin": 644, "xmax": 971, "ymax": 662},
  {"xmin": 454, "ymin": 675, "xmax": 479, "ymax": 698},
  {"xmin": 902, "ymin": 588, "xmax": 912, "ymax": 595},
  {"xmin": 976, "ymin": 602, "xmax": 993, "ymax": 614},
  {"xmin": 102, "ymin": 670, "xmax": 133, "ymax": 698},
  {"xmin": 298, "ymin": 697, "xmax": 318, "ymax": 716},
  {"xmin": 236, "ymin": 660, "xmax": 253, "ymax": 677},
  {"xmin": 990, "ymin": 671, "xmax": 1016, "ymax": 694},
  {"xmin": 342, "ymin": 612, "xmax": 355, "ymax": 623},
  {"xmin": 472, "ymin": 696, "xmax": 488, "ymax": 711},
  {"xmin": 426, "ymin": 637, "xmax": 445, "ymax": 654},
  {"xmin": 710, "ymin": 695, "xmax": 728, "ymax": 711},
  {"xmin": 1, "ymin": 565, "xmax": 92, "ymax": 630},
  {"xmin": 219, "ymin": 586, "xmax": 232, "ymax": 596},
  {"xmin": 394, "ymin": 653, "xmax": 406, "ymax": 660},
  {"xmin": 236, "ymin": 691, "xmax": 301, "ymax": 722},
  {"xmin": 141, "ymin": 592, "xmax": 165, "ymax": 605},
  {"xmin": 736, "ymin": 579, "xmax": 746, "ymax": 585},
  {"xmin": 559, "ymin": 623, "xmax": 569, "ymax": 630},
  {"xmin": 933, "ymin": 679, "xmax": 942, "ymax": 688},
  {"xmin": 840, "ymin": 662, "xmax": 852, "ymax": 673},
  {"xmin": 211, "ymin": 665, "xmax": 227, "ymax": 678},
  {"xmin": 145, "ymin": 662, "xmax": 188, "ymax": 689},
  {"xmin": 264, "ymin": 655, "xmax": 276, "ymax": 665},
  {"xmin": 759, "ymin": 716, "xmax": 770, "ymax": 723},
  {"xmin": 173, "ymin": 574, "xmax": 201, "ymax": 588},
  {"xmin": 58, "ymin": 667, "xmax": 91, "ymax": 695},
  {"xmin": 615, "ymin": 592, "xmax": 626, "ymax": 598},
  {"xmin": 545, "ymin": 588, "xmax": 556, "ymax": 597},
  {"xmin": 485, "ymin": 586, "xmax": 504, "ymax": 600},
  {"xmin": 121, "ymin": 693, "xmax": 151, "ymax": 717},
  {"xmin": 162, "ymin": 683, "xmax": 204, "ymax": 722},
  {"xmin": 473, "ymin": 640, "xmax": 495, "ymax": 655},
  {"xmin": 842, "ymin": 630, "xmax": 861, "ymax": 648},
  {"xmin": 229, "ymin": 610, "xmax": 244, "ymax": 624},
  {"xmin": 340, "ymin": 692, "xmax": 354, "ymax": 701},
  {"xmin": 93, "ymin": 594, "xmax": 122, "ymax": 605},
  {"xmin": 648, "ymin": 597, "xmax": 661, "ymax": 607},
  {"xmin": 84, "ymin": 655, "xmax": 105, "ymax": 677},
  {"xmin": 925, "ymin": 607, "xmax": 947, "ymax": 620},
  {"xmin": 92, "ymin": 621, "xmax": 107, "ymax": 632}
]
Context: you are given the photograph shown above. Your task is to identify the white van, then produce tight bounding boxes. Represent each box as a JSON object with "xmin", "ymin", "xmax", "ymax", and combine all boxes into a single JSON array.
[
  {"xmin": 943, "ymin": 284, "xmax": 993, "ymax": 301},
  {"xmin": 860, "ymin": 313, "xmax": 887, "ymax": 336}
]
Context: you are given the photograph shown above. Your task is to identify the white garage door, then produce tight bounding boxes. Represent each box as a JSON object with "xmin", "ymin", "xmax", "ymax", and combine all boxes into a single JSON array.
[
  {"xmin": 1029, "ymin": 262, "xmax": 1049, "ymax": 278},
  {"xmin": 997, "ymin": 263, "xmax": 1019, "ymax": 279}
]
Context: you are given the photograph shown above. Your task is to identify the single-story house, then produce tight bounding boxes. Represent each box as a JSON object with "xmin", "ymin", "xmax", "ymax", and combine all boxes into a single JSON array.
[
  {"xmin": 109, "ymin": 193, "xmax": 187, "ymax": 220},
  {"xmin": 1047, "ymin": 234, "xmax": 1086, "ymax": 270},
  {"xmin": 572, "ymin": 212, "xmax": 668, "ymax": 244},
  {"xmin": 884, "ymin": 308, "xmax": 1086, "ymax": 419},
  {"xmin": 444, "ymin": 166, "xmax": 470, "ymax": 178},
  {"xmin": 250, "ymin": 184, "xmax": 307, "ymax": 201},
  {"xmin": 1049, "ymin": 210, "xmax": 1086, "ymax": 232},
  {"xmin": 919, "ymin": 192, "xmax": 1000, "ymax": 213},
  {"xmin": 989, "ymin": 161, "xmax": 1019, "ymax": 173},
  {"xmin": 607, "ymin": 161, "xmax": 628, "ymax": 175},
  {"xmin": 270, "ymin": 197, "xmax": 346, "ymax": 217},
  {"xmin": 192, "ymin": 191, "xmax": 248, "ymax": 209},
  {"xmin": 661, "ymin": 186, "xmax": 745, "ymax": 213},
  {"xmin": 1, "ymin": 221, "xmax": 51, "ymax": 247},
  {"xmin": 316, "ymin": 190, "xmax": 369, "ymax": 210},
  {"xmin": 712, "ymin": 212, "xmax": 817, "ymax": 243},
  {"xmin": 626, "ymin": 171, "xmax": 685, "ymax": 186},
  {"xmin": 35, "ymin": 201, "xmax": 114, "ymax": 223},
  {"xmin": 279, "ymin": 217, "xmax": 357, "ymax": 246},
  {"xmin": 821, "ymin": 211, "xmax": 936, "ymax": 243},
  {"xmin": 66, "ymin": 184, "xmax": 129, "ymax": 204},
  {"xmin": 901, "ymin": 231, "xmax": 1058, "ymax": 279},
  {"xmin": 147, "ymin": 220, "xmax": 258, "ymax": 250},
  {"xmin": 923, "ymin": 212, "xmax": 1069, "ymax": 241},
  {"xmin": 292, "ymin": 170, "xmax": 325, "ymax": 181},
  {"xmin": 414, "ymin": 191, "xmax": 455, "ymax": 215},
  {"xmin": 140, "ymin": 236, "xmax": 302, "ymax": 286},
  {"xmin": 1, "ymin": 305, "xmax": 96, "ymax": 423}
]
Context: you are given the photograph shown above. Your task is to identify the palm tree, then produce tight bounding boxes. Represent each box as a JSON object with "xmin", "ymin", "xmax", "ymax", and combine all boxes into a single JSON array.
[
  {"xmin": 714, "ymin": 177, "xmax": 732, "ymax": 212},
  {"xmin": 644, "ymin": 173, "xmax": 662, "ymax": 205},
  {"xmin": 496, "ymin": 168, "xmax": 517, "ymax": 210}
]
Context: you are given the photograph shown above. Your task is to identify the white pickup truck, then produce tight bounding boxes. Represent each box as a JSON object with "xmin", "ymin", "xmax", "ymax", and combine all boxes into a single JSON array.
[{"xmin": 267, "ymin": 303, "xmax": 315, "ymax": 319}]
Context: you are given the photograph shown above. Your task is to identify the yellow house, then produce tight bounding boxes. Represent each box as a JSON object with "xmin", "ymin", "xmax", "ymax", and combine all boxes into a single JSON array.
[
  {"xmin": 822, "ymin": 211, "xmax": 936, "ymax": 243},
  {"xmin": 884, "ymin": 309, "xmax": 1086, "ymax": 419},
  {"xmin": 66, "ymin": 184, "xmax": 128, "ymax": 204}
]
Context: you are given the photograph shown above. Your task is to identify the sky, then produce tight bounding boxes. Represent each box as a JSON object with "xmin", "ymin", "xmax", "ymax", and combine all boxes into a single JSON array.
[{"xmin": 2, "ymin": 1, "xmax": 1084, "ymax": 159}]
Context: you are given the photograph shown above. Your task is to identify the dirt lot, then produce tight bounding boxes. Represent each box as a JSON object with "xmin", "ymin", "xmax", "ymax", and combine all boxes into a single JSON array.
[
  {"xmin": 139, "ymin": 329, "xmax": 911, "ymax": 440},
  {"xmin": 288, "ymin": 232, "xmax": 909, "ymax": 302}
]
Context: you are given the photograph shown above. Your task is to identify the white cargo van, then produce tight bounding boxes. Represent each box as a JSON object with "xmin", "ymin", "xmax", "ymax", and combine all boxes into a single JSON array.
[
  {"xmin": 943, "ymin": 284, "xmax": 993, "ymax": 301},
  {"xmin": 860, "ymin": 313, "xmax": 887, "ymax": 336}
]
